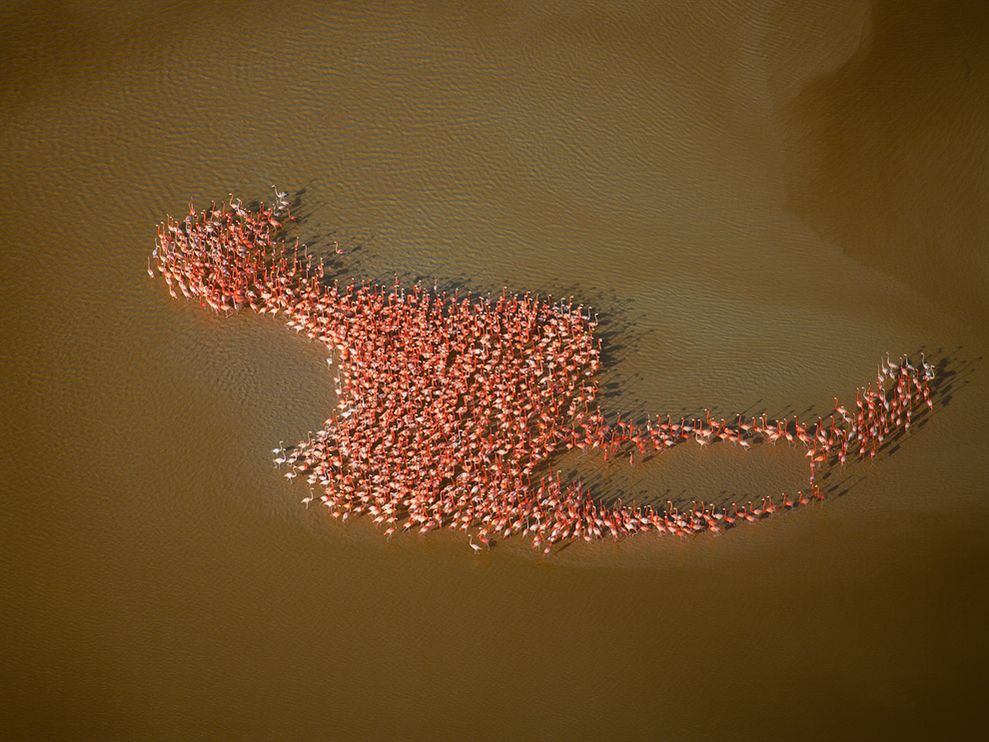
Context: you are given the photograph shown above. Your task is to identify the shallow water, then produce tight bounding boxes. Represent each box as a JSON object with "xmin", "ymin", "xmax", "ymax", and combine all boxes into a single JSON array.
[{"xmin": 2, "ymin": 1, "xmax": 988, "ymax": 739}]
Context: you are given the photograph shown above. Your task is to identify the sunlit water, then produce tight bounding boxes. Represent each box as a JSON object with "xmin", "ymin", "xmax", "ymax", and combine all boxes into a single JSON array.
[{"xmin": 2, "ymin": 1, "xmax": 987, "ymax": 739}]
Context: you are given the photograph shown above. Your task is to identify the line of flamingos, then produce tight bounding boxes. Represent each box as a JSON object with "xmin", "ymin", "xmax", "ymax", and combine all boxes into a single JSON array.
[{"xmin": 149, "ymin": 191, "xmax": 936, "ymax": 553}]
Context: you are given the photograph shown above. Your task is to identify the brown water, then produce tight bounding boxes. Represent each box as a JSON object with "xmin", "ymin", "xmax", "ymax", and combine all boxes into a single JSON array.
[{"xmin": 3, "ymin": 1, "xmax": 988, "ymax": 739}]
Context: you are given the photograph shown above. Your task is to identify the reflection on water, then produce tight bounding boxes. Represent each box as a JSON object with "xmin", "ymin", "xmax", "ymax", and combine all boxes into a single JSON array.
[{"xmin": 2, "ymin": 1, "xmax": 988, "ymax": 739}]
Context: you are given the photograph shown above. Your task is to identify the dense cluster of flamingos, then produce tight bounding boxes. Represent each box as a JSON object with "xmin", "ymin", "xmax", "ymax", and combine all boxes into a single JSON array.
[{"xmin": 150, "ymin": 191, "xmax": 936, "ymax": 553}]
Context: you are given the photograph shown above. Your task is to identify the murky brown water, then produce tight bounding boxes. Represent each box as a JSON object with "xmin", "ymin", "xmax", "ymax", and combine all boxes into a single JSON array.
[{"xmin": 3, "ymin": 1, "xmax": 988, "ymax": 739}]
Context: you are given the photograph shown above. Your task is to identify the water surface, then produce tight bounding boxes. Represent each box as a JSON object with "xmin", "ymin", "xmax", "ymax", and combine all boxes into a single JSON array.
[{"xmin": 2, "ymin": 1, "xmax": 987, "ymax": 739}]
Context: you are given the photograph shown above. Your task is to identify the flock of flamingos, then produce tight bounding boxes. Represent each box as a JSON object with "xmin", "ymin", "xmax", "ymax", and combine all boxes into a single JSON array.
[{"xmin": 149, "ymin": 190, "xmax": 936, "ymax": 554}]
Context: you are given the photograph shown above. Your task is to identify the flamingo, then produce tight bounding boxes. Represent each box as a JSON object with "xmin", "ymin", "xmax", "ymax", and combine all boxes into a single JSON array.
[{"xmin": 149, "ymin": 193, "xmax": 936, "ymax": 553}]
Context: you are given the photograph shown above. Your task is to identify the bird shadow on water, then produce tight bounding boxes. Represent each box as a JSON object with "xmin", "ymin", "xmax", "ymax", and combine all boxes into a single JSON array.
[
  {"xmin": 238, "ymin": 189, "xmax": 979, "ymax": 544},
  {"xmin": 244, "ymin": 186, "xmax": 381, "ymax": 283},
  {"xmin": 549, "ymin": 345, "xmax": 977, "ymax": 523}
]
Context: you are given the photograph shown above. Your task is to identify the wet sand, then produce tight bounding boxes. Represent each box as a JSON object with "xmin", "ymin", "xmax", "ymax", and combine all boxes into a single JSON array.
[{"xmin": 2, "ymin": 1, "xmax": 988, "ymax": 739}]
